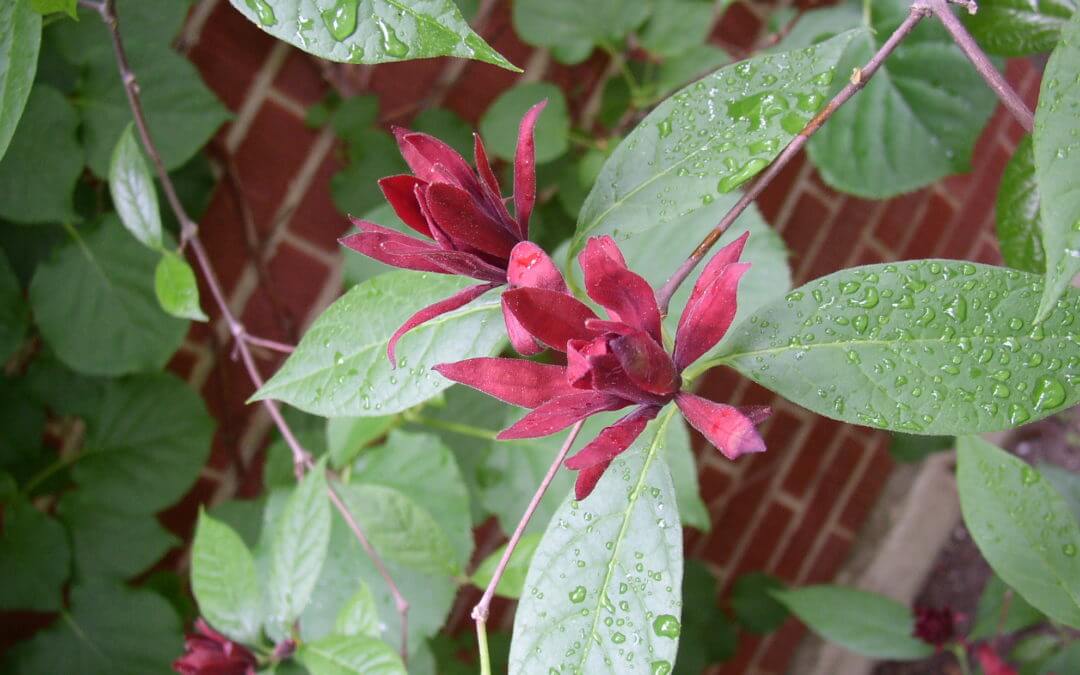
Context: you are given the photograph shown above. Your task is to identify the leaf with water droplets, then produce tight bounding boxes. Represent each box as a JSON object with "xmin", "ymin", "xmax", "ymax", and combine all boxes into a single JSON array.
[
  {"xmin": 699, "ymin": 260, "xmax": 1080, "ymax": 435},
  {"xmin": 773, "ymin": 585, "xmax": 933, "ymax": 659},
  {"xmin": 508, "ymin": 407, "xmax": 683, "ymax": 674},
  {"xmin": 572, "ymin": 30, "xmax": 857, "ymax": 257},
  {"xmin": 0, "ymin": 0, "xmax": 40, "ymax": 163},
  {"xmin": 1033, "ymin": 9, "xmax": 1080, "ymax": 321},
  {"xmin": 962, "ymin": 0, "xmax": 1077, "ymax": 56},
  {"xmin": 996, "ymin": 136, "xmax": 1044, "ymax": 274},
  {"xmin": 252, "ymin": 270, "xmax": 506, "ymax": 417},
  {"xmin": 957, "ymin": 436, "xmax": 1080, "ymax": 628},
  {"xmin": 227, "ymin": 0, "xmax": 517, "ymax": 71},
  {"xmin": 805, "ymin": 0, "xmax": 998, "ymax": 198}
]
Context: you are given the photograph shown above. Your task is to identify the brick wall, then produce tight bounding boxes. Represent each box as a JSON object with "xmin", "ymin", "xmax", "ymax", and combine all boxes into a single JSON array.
[{"xmin": 165, "ymin": 1, "xmax": 1043, "ymax": 672}]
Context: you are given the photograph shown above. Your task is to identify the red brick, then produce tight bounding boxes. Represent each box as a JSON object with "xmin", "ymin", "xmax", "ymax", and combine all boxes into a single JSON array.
[
  {"xmin": 755, "ymin": 618, "xmax": 806, "ymax": 673},
  {"xmin": 838, "ymin": 441, "xmax": 893, "ymax": 532},
  {"xmin": 803, "ymin": 530, "xmax": 852, "ymax": 583},
  {"xmin": 193, "ymin": 185, "xmax": 253, "ymax": 298},
  {"xmin": 274, "ymin": 49, "xmax": 328, "ymax": 107},
  {"xmin": 739, "ymin": 409, "xmax": 803, "ymax": 486},
  {"xmin": 732, "ymin": 379, "xmax": 775, "ymax": 408},
  {"xmin": 166, "ymin": 345, "xmax": 201, "ymax": 383},
  {"xmin": 873, "ymin": 190, "xmax": 927, "ymax": 252},
  {"xmin": 972, "ymin": 237, "xmax": 1003, "ymax": 265},
  {"xmin": 369, "ymin": 59, "xmax": 447, "ymax": 124},
  {"xmin": 851, "ymin": 241, "xmax": 889, "ymax": 266},
  {"xmin": 187, "ymin": 0, "xmax": 274, "ymax": 111},
  {"xmin": 802, "ymin": 196, "xmax": 878, "ymax": 282},
  {"xmin": 201, "ymin": 350, "xmax": 260, "ymax": 431},
  {"xmin": 547, "ymin": 52, "xmax": 610, "ymax": 118},
  {"xmin": 724, "ymin": 500, "xmax": 795, "ymax": 589},
  {"xmin": 780, "ymin": 417, "xmax": 843, "ymax": 498},
  {"xmin": 699, "ymin": 462, "xmax": 735, "ymax": 507},
  {"xmin": 715, "ymin": 633, "xmax": 762, "ymax": 675},
  {"xmin": 713, "ymin": 2, "xmax": 763, "ymax": 53},
  {"xmin": 240, "ymin": 241, "xmax": 333, "ymax": 345},
  {"xmin": 779, "ymin": 191, "xmax": 831, "ymax": 267},
  {"xmin": 702, "ymin": 479, "xmax": 768, "ymax": 568},
  {"xmin": 903, "ymin": 191, "xmax": 955, "ymax": 259},
  {"xmin": 286, "ymin": 152, "xmax": 349, "ymax": 253},
  {"xmin": 757, "ymin": 151, "xmax": 806, "ymax": 224},
  {"xmin": 160, "ymin": 475, "xmax": 220, "ymax": 537}
]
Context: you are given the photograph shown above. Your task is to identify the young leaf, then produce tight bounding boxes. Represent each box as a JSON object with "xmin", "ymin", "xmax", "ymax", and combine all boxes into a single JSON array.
[
  {"xmin": 29, "ymin": 217, "xmax": 188, "ymax": 376},
  {"xmin": 299, "ymin": 634, "xmax": 406, "ymax": 675},
  {"xmin": 957, "ymin": 436, "xmax": 1080, "ymax": 628},
  {"xmin": 0, "ymin": 0, "xmax": 40, "ymax": 162},
  {"xmin": 968, "ymin": 574, "xmax": 1045, "ymax": 641},
  {"xmin": 773, "ymin": 585, "xmax": 933, "ymax": 659},
  {"xmin": 479, "ymin": 82, "xmax": 569, "ymax": 164},
  {"xmin": 508, "ymin": 407, "xmax": 683, "ymax": 674},
  {"xmin": 0, "ymin": 250, "xmax": 28, "ymax": 363},
  {"xmin": 267, "ymin": 458, "xmax": 332, "ymax": 637},
  {"xmin": 31, "ymin": 0, "xmax": 77, "ymax": 18},
  {"xmin": 227, "ymin": 0, "xmax": 516, "ymax": 72},
  {"xmin": 326, "ymin": 415, "xmax": 396, "ymax": 468},
  {"xmin": 1033, "ymin": 8, "xmax": 1080, "ymax": 321},
  {"xmin": 335, "ymin": 582, "xmax": 381, "ymax": 639},
  {"xmin": 191, "ymin": 511, "xmax": 262, "ymax": 644},
  {"xmin": 704, "ymin": 261, "xmax": 1080, "ymax": 435},
  {"xmin": 109, "ymin": 123, "xmax": 163, "ymax": 250},
  {"xmin": 512, "ymin": 0, "xmax": 651, "ymax": 64},
  {"xmin": 996, "ymin": 136, "xmax": 1044, "ymax": 274},
  {"xmin": 806, "ymin": 0, "xmax": 998, "ymax": 198},
  {"xmin": 470, "ymin": 533, "xmax": 543, "ymax": 599},
  {"xmin": 963, "ymin": 0, "xmax": 1077, "ymax": 56},
  {"xmin": 252, "ymin": 271, "xmax": 506, "ymax": 417},
  {"xmin": 154, "ymin": 251, "xmax": 208, "ymax": 322},
  {"xmin": 0, "ymin": 500, "xmax": 69, "ymax": 612},
  {"xmin": 573, "ymin": 29, "xmax": 856, "ymax": 257}
]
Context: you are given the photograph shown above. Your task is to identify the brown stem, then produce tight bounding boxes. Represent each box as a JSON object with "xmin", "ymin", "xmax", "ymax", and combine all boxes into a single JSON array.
[
  {"xmin": 87, "ymin": 0, "xmax": 409, "ymax": 660},
  {"xmin": 655, "ymin": 5, "xmax": 930, "ymax": 314},
  {"xmin": 927, "ymin": 0, "xmax": 1035, "ymax": 132}
]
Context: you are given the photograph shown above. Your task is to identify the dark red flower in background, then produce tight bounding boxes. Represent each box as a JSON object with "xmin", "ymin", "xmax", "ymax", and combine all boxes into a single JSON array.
[
  {"xmin": 173, "ymin": 619, "xmax": 257, "ymax": 675},
  {"xmin": 975, "ymin": 644, "xmax": 1018, "ymax": 675},
  {"xmin": 339, "ymin": 102, "xmax": 557, "ymax": 363},
  {"xmin": 912, "ymin": 606, "xmax": 956, "ymax": 648},
  {"xmin": 435, "ymin": 233, "xmax": 770, "ymax": 499}
]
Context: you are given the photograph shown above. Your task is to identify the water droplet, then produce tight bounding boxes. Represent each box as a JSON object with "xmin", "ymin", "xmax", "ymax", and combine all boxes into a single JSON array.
[
  {"xmin": 321, "ymin": 0, "xmax": 358, "ymax": 40},
  {"xmin": 611, "ymin": 632, "xmax": 626, "ymax": 644},
  {"xmin": 244, "ymin": 0, "xmax": 277, "ymax": 26},
  {"xmin": 376, "ymin": 19, "xmax": 409, "ymax": 57},
  {"xmin": 652, "ymin": 614, "xmax": 681, "ymax": 639},
  {"xmin": 651, "ymin": 660, "xmax": 673, "ymax": 675},
  {"xmin": 569, "ymin": 586, "xmax": 587, "ymax": 603},
  {"xmin": 1064, "ymin": 543, "xmax": 1077, "ymax": 557},
  {"xmin": 657, "ymin": 118, "xmax": 673, "ymax": 138},
  {"xmin": 1020, "ymin": 466, "xmax": 1040, "ymax": 485},
  {"xmin": 1031, "ymin": 376, "xmax": 1066, "ymax": 412}
]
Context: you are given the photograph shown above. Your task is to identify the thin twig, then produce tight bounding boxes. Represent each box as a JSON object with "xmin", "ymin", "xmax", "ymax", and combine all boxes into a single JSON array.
[
  {"xmin": 87, "ymin": 0, "xmax": 409, "ymax": 660},
  {"xmin": 655, "ymin": 5, "xmax": 930, "ymax": 314},
  {"xmin": 927, "ymin": 0, "xmax": 1035, "ymax": 132}
]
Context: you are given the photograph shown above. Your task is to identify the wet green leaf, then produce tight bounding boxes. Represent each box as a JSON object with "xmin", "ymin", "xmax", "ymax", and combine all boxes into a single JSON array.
[
  {"xmin": 109, "ymin": 123, "xmax": 163, "ymax": 250},
  {"xmin": 470, "ymin": 532, "xmax": 542, "ymax": 599},
  {"xmin": 191, "ymin": 511, "xmax": 262, "ymax": 644},
  {"xmin": 704, "ymin": 261, "xmax": 1080, "ymax": 435},
  {"xmin": 0, "ymin": 500, "xmax": 68, "ymax": 611},
  {"xmin": 996, "ymin": 136, "xmax": 1044, "ymax": 274},
  {"xmin": 154, "ymin": 251, "xmax": 208, "ymax": 322},
  {"xmin": 512, "ymin": 0, "xmax": 650, "ymax": 64},
  {"xmin": 0, "ymin": 0, "xmax": 40, "ymax": 162},
  {"xmin": 479, "ymin": 82, "xmax": 569, "ymax": 164},
  {"xmin": 299, "ymin": 634, "xmax": 406, "ymax": 675},
  {"xmin": 963, "ymin": 0, "xmax": 1077, "ymax": 56}
]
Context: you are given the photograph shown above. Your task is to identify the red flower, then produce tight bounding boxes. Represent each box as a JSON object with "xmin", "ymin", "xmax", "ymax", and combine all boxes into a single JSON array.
[
  {"xmin": 975, "ymin": 644, "xmax": 1018, "ymax": 675},
  {"xmin": 912, "ymin": 606, "xmax": 956, "ymax": 648},
  {"xmin": 435, "ymin": 233, "xmax": 770, "ymax": 499},
  {"xmin": 339, "ymin": 102, "xmax": 559, "ymax": 364},
  {"xmin": 173, "ymin": 619, "xmax": 257, "ymax": 675}
]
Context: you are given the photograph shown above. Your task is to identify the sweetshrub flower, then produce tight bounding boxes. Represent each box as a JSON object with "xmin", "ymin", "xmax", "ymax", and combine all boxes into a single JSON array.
[
  {"xmin": 435, "ymin": 232, "xmax": 770, "ymax": 499},
  {"xmin": 172, "ymin": 619, "xmax": 257, "ymax": 675},
  {"xmin": 912, "ymin": 606, "xmax": 956, "ymax": 648},
  {"xmin": 339, "ymin": 102, "xmax": 564, "ymax": 363}
]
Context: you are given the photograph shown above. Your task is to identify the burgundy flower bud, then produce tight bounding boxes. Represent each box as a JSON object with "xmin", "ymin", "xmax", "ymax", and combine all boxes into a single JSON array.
[
  {"xmin": 173, "ymin": 619, "xmax": 257, "ymax": 675},
  {"xmin": 912, "ymin": 606, "xmax": 956, "ymax": 648}
]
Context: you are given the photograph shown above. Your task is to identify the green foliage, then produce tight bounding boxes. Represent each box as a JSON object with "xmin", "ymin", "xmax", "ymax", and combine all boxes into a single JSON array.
[
  {"xmin": 639, "ymin": 0, "xmax": 715, "ymax": 58},
  {"xmin": 154, "ymin": 251, "xmax": 208, "ymax": 322},
  {"xmin": 963, "ymin": 0, "xmax": 1077, "ymax": 56},
  {"xmin": 512, "ymin": 0, "xmax": 650, "ymax": 64},
  {"xmin": 1032, "ymin": 9, "xmax": 1080, "ymax": 321},
  {"xmin": 470, "ymin": 533, "xmax": 542, "ymax": 599},
  {"xmin": 707, "ymin": 261, "xmax": 1080, "ymax": 435},
  {"xmin": 479, "ymin": 82, "xmax": 570, "ymax": 164},
  {"xmin": 774, "ymin": 585, "xmax": 933, "ymax": 659},
  {"xmin": 1040, "ymin": 462, "xmax": 1080, "ymax": 523},
  {"xmin": 968, "ymin": 573, "xmax": 1046, "ymax": 641},
  {"xmin": 957, "ymin": 436, "xmax": 1080, "ymax": 628},
  {"xmin": 805, "ymin": 0, "xmax": 997, "ymax": 198},
  {"xmin": 0, "ymin": 500, "xmax": 69, "ymax": 611},
  {"xmin": 227, "ymin": 0, "xmax": 516, "ymax": 71},
  {"xmin": 996, "ymin": 136, "xmax": 1044, "ymax": 274},
  {"xmin": 509, "ymin": 408, "xmax": 683, "ymax": 674},
  {"xmin": 191, "ymin": 511, "xmax": 263, "ymax": 644},
  {"xmin": 299, "ymin": 634, "xmax": 407, "ymax": 675},
  {"xmin": 0, "ymin": 0, "xmax": 40, "ymax": 162},
  {"xmin": 675, "ymin": 560, "xmax": 738, "ymax": 673},
  {"xmin": 335, "ymin": 581, "xmax": 382, "ymax": 639},
  {"xmin": 0, "ymin": 250, "xmax": 28, "ymax": 362},
  {"xmin": 109, "ymin": 123, "xmax": 163, "ymax": 250},
  {"xmin": 326, "ymin": 414, "xmax": 396, "ymax": 468},
  {"xmin": 888, "ymin": 433, "xmax": 953, "ymax": 463},
  {"xmin": 31, "ymin": 0, "xmax": 77, "ymax": 18},
  {"xmin": 412, "ymin": 107, "xmax": 473, "ymax": 156},
  {"xmin": 730, "ymin": 572, "xmax": 789, "ymax": 634},
  {"xmin": 331, "ymin": 128, "xmax": 407, "ymax": 217}
]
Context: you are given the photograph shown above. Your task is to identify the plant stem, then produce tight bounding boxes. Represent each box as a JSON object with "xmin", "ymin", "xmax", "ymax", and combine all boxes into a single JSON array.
[
  {"xmin": 471, "ymin": 420, "xmax": 585, "ymax": 635},
  {"xmin": 950, "ymin": 643, "xmax": 973, "ymax": 675},
  {"xmin": 87, "ymin": 0, "xmax": 409, "ymax": 661},
  {"xmin": 477, "ymin": 616, "xmax": 492, "ymax": 675},
  {"xmin": 927, "ymin": 0, "xmax": 1035, "ymax": 132},
  {"xmin": 655, "ymin": 5, "xmax": 929, "ymax": 314}
]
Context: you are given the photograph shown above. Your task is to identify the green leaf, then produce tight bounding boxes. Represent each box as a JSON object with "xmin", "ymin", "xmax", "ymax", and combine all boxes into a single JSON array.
[
  {"xmin": 326, "ymin": 414, "xmax": 396, "ymax": 468},
  {"xmin": 963, "ymin": 0, "xmax": 1077, "ymax": 56},
  {"xmin": 968, "ymin": 573, "xmax": 1045, "ymax": 641},
  {"xmin": 0, "ymin": 378, "xmax": 45, "ymax": 481},
  {"xmin": 702, "ymin": 260, "xmax": 1080, "ymax": 435},
  {"xmin": 663, "ymin": 414, "xmax": 710, "ymax": 532},
  {"xmin": 888, "ymin": 433, "xmax": 953, "ymax": 463},
  {"xmin": 31, "ymin": 0, "xmax": 77, "ymax": 18},
  {"xmin": 508, "ymin": 407, "xmax": 684, "ymax": 674},
  {"xmin": 29, "ymin": 217, "xmax": 188, "ymax": 375},
  {"xmin": 268, "ymin": 458, "xmax": 331, "ymax": 637},
  {"xmin": 335, "ymin": 581, "xmax": 381, "ymax": 639},
  {"xmin": 0, "ymin": 250, "xmax": 28, "ymax": 363},
  {"xmin": 0, "ymin": 0, "xmax": 40, "ymax": 162},
  {"xmin": 676, "ymin": 560, "xmax": 738, "ymax": 673},
  {"xmin": 1011, "ymin": 633, "xmax": 1060, "ymax": 665},
  {"xmin": 996, "ymin": 136, "xmax": 1044, "ymax": 274},
  {"xmin": 411, "ymin": 107, "xmax": 473, "ymax": 157},
  {"xmin": 651, "ymin": 44, "xmax": 730, "ymax": 102},
  {"xmin": 191, "ymin": 511, "xmax": 262, "ymax": 644},
  {"xmin": 1033, "ymin": 9, "xmax": 1080, "ymax": 321},
  {"xmin": 773, "ymin": 585, "xmax": 933, "ymax": 660},
  {"xmin": 730, "ymin": 572, "xmax": 789, "ymax": 634},
  {"xmin": 1039, "ymin": 462, "xmax": 1080, "ymax": 524},
  {"xmin": 0, "ymin": 84, "xmax": 81, "ymax": 223},
  {"xmin": 639, "ymin": 0, "xmax": 714, "ymax": 58},
  {"xmin": 154, "ymin": 250, "xmax": 208, "ymax": 321},
  {"xmin": 470, "ymin": 533, "xmax": 542, "ymax": 599},
  {"xmin": 353, "ymin": 430, "xmax": 473, "ymax": 569},
  {"xmin": 1043, "ymin": 642, "xmax": 1080, "ymax": 674},
  {"xmin": 227, "ymin": 0, "xmax": 515, "ymax": 71},
  {"xmin": 0, "ymin": 500, "xmax": 68, "ymax": 611},
  {"xmin": 479, "ymin": 82, "xmax": 569, "ymax": 164},
  {"xmin": 7, "ymin": 581, "xmax": 182, "ymax": 675},
  {"xmin": 512, "ymin": 0, "xmax": 651, "ymax": 64},
  {"xmin": 573, "ymin": 30, "xmax": 855, "ymax": 256},
  {"xmin": 806, "ymin": 0, "xmax": 998, "ymax": 198},
  {"xmin": 252, "ymin": 270, "xmax": 506, "ymax": 417},
  {"xmin": 331, "ymin": 129, "xmax": 407, "ymax": 217},
  {"xmin": 109, "ymin": 123, "xmax": 163, "ymax": 250},
  {"xmin": 957, "ymin": 436, "xmax": 1080, "ymax": 628},
  {"xmin": 299, "ymin": 634, "xmax": 406, "ymax": 675},
  {"xmin": 59, "ymin": 491, "xmax": 179, "ymax": 579}
]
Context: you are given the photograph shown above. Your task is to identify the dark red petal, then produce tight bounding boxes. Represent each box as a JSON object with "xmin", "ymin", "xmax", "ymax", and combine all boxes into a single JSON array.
[
  {"xmin": 503, "ymin": 287, "xmax": 600, "ymax": 352},
  {"xmin": 387, "ymin": 283, "xmax": 498, "ymax": 366},
  {"xmin": 584, "ymin": 318, "xmax": 635, "ymax": 335},
  {"xmin": 424, "ymin": 183, "xmax": 519, "ymax": 259},
  {"xmin": 675, "ymin": 392, "xmax": 768, "ymax": 460},
  {"xmin": 507, "ymin": 241, "xmax": 568, "ymax": 293},
  {"xmin": 514, "ymin": 100, "xmax": 546, "ymax": 239},
  {"xmin": 566, "ymin": 336, "xmax": 611, "ymax": 388},
  {"xmin": 573, "ymin": 461, "xmax": 611, "ymax": 503},
  {"xmin": 394, "ymin": 128, "xmax": 478, "ymax": 191},
  {"xmin": 579, "ymin": 236, "xmax": 662, "ymax": 342},
  {"xmin": 378, "ymin": 175, "xmax": 431, "ymax": 238},
  {"xmin": 565, "ymin": 406, "xmax": 659, "ymax": 471},
  {"xmin": 609, "ymin": 331, "xmax": 679, "ymax": 396},
  {"xmin": 433, "ymin": 357, "xmax": 577, "ymax": 408},
  {"xmin": 340, "ymin": 221, "xmax": 504, "ymax": 281},
  {"xmin": 502, "ymin": 301, "xmax": 543, "ymax": 356},
  {"xmin": 497, "ymin": 392, "xmax": 629, "ymax": 439},
  {"xmin": 673, "ymin": 261, "xmax": 750, "ymax": 371},
  {"xmin": 975, "ymin": 645, "xmax": 1018, "ymax": 675},
  {"xmin": 473, "ymin": 133, "xmax": 517, "ymax": 228}
]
